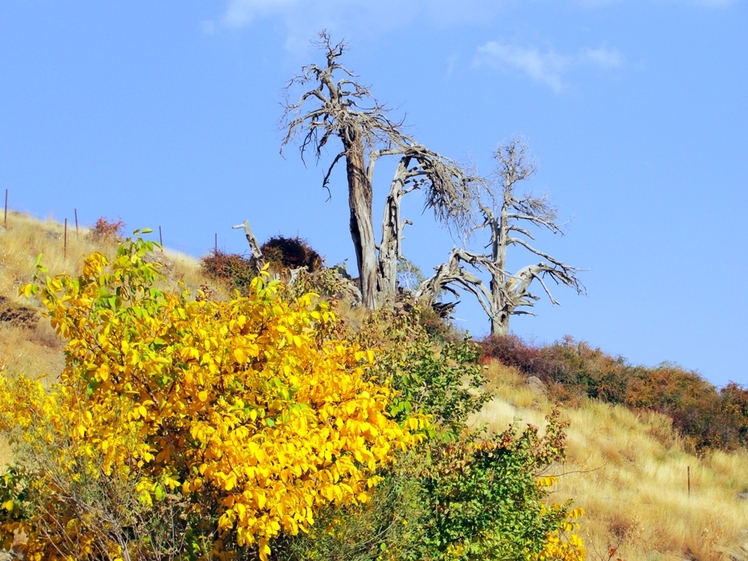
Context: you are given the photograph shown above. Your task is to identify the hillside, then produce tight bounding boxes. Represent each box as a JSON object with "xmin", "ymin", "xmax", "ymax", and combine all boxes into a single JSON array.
[
  {"xmin": 474, "ymin": 363, "xmax": 748, "ymax": 560},
  {"xmin": 1, "ymin": 212, "xmax": 747, "ymax": 560},
  {"xmin": 0, "ymin": 213, "xmax": 206, "ymax": 467}
]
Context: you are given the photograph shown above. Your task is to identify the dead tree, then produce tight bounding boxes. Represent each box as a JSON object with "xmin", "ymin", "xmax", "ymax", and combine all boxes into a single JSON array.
[
  {"xmin": 417, "ymin": 139, "xmax": 584, "ymax": 335},
  {"xmin": 281, "ymin": 31, "xmax": 476, "ymax": 309},
  {"xmin": 232, "ymin": 220, "xmax": 265, "ymax": 270}
]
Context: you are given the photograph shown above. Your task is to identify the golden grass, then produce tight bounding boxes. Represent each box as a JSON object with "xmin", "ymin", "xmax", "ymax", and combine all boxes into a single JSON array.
[
  {"xmin": 0, "ymin": 211, "xmax": 206, "ymax": 293},
  {"xmin": 0, "ymin": 211, "xmax": 108, "ymax": 295},
  {"xmin": 474, "ymin": 360, "xmax": 748, "ymax": 561}
]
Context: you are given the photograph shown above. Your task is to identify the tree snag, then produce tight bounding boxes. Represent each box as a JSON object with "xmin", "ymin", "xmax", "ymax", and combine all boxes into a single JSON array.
[
  {"xmin": 232, "ymin": 219, "xmax": 265, "ymax": 270},
  {"xmin": 417, "ymin": 138, "xmax": 585, "ymax": 334},
  {"xmin": 281, "ymin": 31, "xmax": 477, "ymax": 309}
]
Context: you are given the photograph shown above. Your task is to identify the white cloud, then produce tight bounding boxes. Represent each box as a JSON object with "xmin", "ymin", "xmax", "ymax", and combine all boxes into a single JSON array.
[
  {"xmin": 570, "ymin": 0, "xmax": 737, "ymax": 6},
  {"xmin": 473, "ymin": 43, "xmax": 623, "ymax": 92},
  {"xmin": 474, "ymin": 43, "xmax": 571, "ymax": 92},
  {"xmin": 223, "ymin": 0, "xmax": 303, "ymax": 29},
  {"xmin": 581, "ymin": 47, "xmax": 623, "ymax": 68},
  {"xmin": 218, "ymin": 0, "xmax": 509, "ymax": 51},
  {"xmin": 446, "ymin": 54, "xmax": 459, "ymax": 78},
  {"xmin": 201, "ymin": 20, "xmax": 218, "ymax": 35},
  {"xmin": 689, "ymin": 0, "xmax": 736, "ymax": 6}
]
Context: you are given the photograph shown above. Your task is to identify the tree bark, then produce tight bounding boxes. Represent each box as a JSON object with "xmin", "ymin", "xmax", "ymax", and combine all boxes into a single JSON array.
[
  {"xmin": 378, "ymin": 156, "xmax": 410, "ymax": 300},
  {"xmin": 343, "ymin": 136, "xmax": 378, "ymax": 309},
  {"xmin": 232, "ymin": 220, "xmax": 265, "ymax": 270}
]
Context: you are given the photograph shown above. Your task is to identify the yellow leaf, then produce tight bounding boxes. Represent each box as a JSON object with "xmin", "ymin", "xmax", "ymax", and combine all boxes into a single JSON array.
[
  {"xmin": 234, "ymin": 348, "xmax": 247, "ymax": 363},
  {"xmin": 225, "ymin": 472, "xmax": 237, "ymax": 491},
  {"xmin": 254, "ymin": 490, "xmax": 266, "ymax": 509}
]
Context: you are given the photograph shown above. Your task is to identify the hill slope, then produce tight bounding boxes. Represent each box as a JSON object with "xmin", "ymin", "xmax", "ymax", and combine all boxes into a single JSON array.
[
  {"xmin": 1, "ymin": 212, "xmax": 747, "ymax": 560},
  {"xmin": 474, "ymin": 363, "xmax": 748, "ymax": 560}
]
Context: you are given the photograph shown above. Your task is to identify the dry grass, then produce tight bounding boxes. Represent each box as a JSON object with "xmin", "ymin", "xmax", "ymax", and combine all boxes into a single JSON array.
[
  {"xmin": 473, "ymin": 360, "xmax": 748, "ymax": 561},
  {"xmin": 0, "ymin": 212, "xmax": 207, "ymax": 369},
  {"xmin": 0, "ymin": 211, "xmax": 98, "ymax": 295},
  {"xmin": 0, "ymin": 211, "xmax": 207, "ymax": 297}
]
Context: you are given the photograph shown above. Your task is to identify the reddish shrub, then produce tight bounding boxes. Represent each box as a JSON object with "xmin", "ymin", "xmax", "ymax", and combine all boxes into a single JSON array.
[
  {"xmin": 89, "ymin": 217, "xmax": 125, "ymax": 242},
  {"xmin": 720, "ymin": 382, "xmax": 748, "ymax": 446},
  {"xmin": 480, "ymin": 334, "xmax": 748, "ymax": 451},
  {"xmin": 200, "ymin": 250, "xmax": 257, "ymax": 293},
  {"xmin": 478, "ymin": 334, "xmax": 564, "ymax": 383},
  {"xmin": 545, "ymin": 337, "xmax": 631, "ymax": 404}
]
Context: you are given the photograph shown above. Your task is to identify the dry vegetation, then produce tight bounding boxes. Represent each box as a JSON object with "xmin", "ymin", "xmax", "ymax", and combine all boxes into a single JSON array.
[
  {"xmin": 1, "ymin": 212, "xmax": 747, "ymax": 560},
  {"xmin": 0, "ymin": 213, "xmax": 206, "ymax": 467},
  {"xmin": 473, "ymin": 361, "xmax": 748, "ymax": 561}
]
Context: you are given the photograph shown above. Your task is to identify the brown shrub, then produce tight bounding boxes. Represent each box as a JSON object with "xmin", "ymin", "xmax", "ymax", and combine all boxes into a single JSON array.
[
  {"xmin": 261, "ymin": 235, "xmax": 322, "ymax": 272},
  {"xmin": 88, "ymin": 217, "xmax": 125, "ymax": 242},
  {"xmin": 200, "ymin": 250, "xmax": 257, "ymax": 293}
]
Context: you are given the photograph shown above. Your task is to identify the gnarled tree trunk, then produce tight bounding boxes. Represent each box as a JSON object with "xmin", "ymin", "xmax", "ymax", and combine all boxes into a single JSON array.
[{"xmin": 344, "ymin": 136, "xmax": 378, "ymax": 308}]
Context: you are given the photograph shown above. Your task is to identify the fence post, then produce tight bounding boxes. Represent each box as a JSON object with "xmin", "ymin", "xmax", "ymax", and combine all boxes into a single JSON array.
[
  {"xmin": 214, "ymin": 233, "xmax": 218, "ymax": 254},
  {"xmin": 74, "ymin": 209, "xmax": 79, "ymax": 235},
  {"xmin": 159, "ymin": 225, "xmax": 163, "ymax": 248}
]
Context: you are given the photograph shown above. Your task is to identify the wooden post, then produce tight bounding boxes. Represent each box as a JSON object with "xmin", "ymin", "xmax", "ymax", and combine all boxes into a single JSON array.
[
  {"xmin": 214, "ymin": 233, "xmax": 218, "ymax": 254},
  {"xmin": 688, "ymin": 466, "xmax": 691, "ymax": 498},
  {"xmin": 3, "ymin": 189, "xmax": 7, "ymax": 228},
  {"xmin": 159, "ymin": 225, "xmax": 163, "ymax": 248},
  {"xmin": 64, "ymin": 218, "xmax": 68, "ymax": 259},
  {"xmin": 74, "ymin": 209, "xmax": 79, "ymax": 235}
]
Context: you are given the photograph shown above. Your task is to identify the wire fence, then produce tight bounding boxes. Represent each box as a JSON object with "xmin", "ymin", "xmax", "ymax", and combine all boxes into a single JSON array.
[{"xmin": 1, "ymin": 189, "xmax": 234, "ymax": 260}]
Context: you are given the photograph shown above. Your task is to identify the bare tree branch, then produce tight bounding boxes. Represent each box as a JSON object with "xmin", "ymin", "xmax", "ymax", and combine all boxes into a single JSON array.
[
  {"xmin": 280, "ymin": 30, "xmax": 479, "ymax": 309},
  {"xmin": 420, "ymin": 138, "xmax": 584, "ymax": 334},
  {"xmin": 232, "ymin": 220, "xmax": 265, "ymax": 270}
]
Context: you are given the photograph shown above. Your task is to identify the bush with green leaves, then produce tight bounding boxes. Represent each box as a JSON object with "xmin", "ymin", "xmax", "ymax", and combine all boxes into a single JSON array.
[
  {"xmin": 269, "ymin": 307, "xmax": 584, "ymax": 561},
  {"xmin": 415, "ymin": 409, "xmax": 572, "ymax": 561}
]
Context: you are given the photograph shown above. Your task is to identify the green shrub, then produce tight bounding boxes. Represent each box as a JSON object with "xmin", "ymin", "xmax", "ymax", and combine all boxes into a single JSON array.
[
  {"xmin": 415, "ymin": 411, "xmax": 571, "ymax": 561},
  {"xmin": 270, "ymin": 411, "xmax": 576, "ymax": 561}
]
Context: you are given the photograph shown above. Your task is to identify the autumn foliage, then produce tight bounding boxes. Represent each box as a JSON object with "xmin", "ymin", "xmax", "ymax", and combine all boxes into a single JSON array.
[
  {"xmin": 88, "ymin": 216, "xmax": 126, "ymax": 242},
  {"xmin": 0, "ymin": 234, "xmax": 589, "ymax": 561},
  {"xmin": 480, "ymin": 334, "xmax": 748, "ymax": 452},
  {"xmin": 0, "ymin": 235, "xmax": 425, "ymax": 560}
]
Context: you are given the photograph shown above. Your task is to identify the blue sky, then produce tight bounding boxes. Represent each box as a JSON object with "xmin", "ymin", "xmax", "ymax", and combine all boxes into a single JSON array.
[{"xmin": 1, "ymin": 1, "xmax": 746, "ymax": 387}]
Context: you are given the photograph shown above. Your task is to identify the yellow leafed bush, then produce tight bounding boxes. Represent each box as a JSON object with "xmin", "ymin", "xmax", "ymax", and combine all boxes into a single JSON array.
[{"xmin": 0, "ymin": 235, "xmax": 425, "ymax": 560}]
